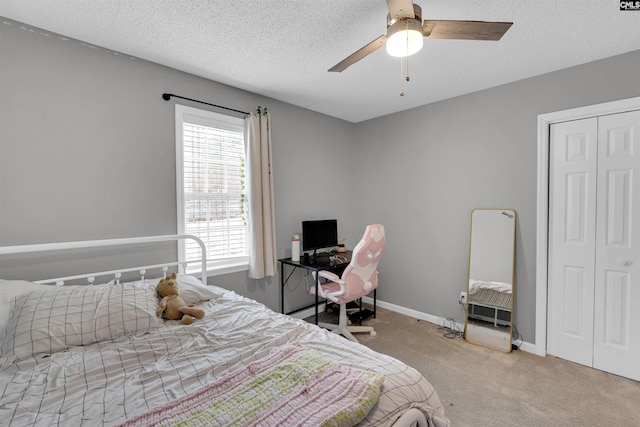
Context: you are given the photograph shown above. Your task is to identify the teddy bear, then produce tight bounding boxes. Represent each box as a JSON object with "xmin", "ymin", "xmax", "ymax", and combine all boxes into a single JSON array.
[{"xmin": 156, "ymin": 273, "xmax": 205, "ymax": 325}]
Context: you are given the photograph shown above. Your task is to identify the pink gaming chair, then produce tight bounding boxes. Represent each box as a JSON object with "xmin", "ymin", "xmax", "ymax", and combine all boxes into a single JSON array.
[{"xmin": 310, "ymin": 224, "xmax": 386, "ymax": 342}]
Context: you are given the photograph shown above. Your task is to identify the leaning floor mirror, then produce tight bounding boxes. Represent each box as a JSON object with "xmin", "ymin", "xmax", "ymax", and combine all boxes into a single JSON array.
[{"xmin": 465, "ymin": 208, "xmax": 516, "ymax": 353}]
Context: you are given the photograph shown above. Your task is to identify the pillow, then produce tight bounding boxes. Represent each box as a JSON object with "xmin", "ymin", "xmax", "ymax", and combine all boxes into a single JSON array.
[
  {"xmin": 0, "ymin": 282, "xmax": 159, "ymax": 360},
  {"xmin": 175, "ymin": 274, "xmax": 222, "ymax": 304},
  {"xmin": 0, "ymin": 280, "xmax": 57, "ymax": 336}
]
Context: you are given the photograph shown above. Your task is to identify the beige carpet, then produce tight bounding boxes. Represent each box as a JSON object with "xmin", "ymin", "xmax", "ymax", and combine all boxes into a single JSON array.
[{"xmin": 307, "ymin": 306, "xmax": 640, "ymax": 426}]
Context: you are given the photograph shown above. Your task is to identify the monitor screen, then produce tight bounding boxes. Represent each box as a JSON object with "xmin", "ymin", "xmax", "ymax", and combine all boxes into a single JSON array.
[{"xmin": 302, "ymin": 219, "xmax": 338, "ymax": 252}]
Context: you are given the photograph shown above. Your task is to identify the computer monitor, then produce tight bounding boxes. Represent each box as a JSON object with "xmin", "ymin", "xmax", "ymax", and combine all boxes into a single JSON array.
[{"xmin": 301, "ymin": 219, "xmax": 338, "ymax": 253}]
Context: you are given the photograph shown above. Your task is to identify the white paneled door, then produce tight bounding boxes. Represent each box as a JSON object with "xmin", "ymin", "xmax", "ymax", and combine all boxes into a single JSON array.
[
  {"xmin": 548, "ymin": 110, "xmax": 640, "ymax": 381},
  {"xmin": 548, "ymin": 118, "xmax": 598, "ymax": 367}
]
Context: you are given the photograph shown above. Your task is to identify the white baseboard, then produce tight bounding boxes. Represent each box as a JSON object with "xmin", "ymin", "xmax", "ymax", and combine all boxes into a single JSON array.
[
  {"xmin": 288, "ymin": 304, "xmax": 326, "ymax": 320},
  {"xmin": 289, "ymin": 297, "xmax": 537, "ymax": 354},
  {"xmin": 517, "ymin": 340, "xmax": 536, "ymax": 353},
  {"xmin": 362, "ymin": 296, "xmax": 537, "ymax": 354}
]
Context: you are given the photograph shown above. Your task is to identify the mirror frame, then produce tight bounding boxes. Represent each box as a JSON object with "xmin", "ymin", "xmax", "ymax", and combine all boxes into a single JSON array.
[{"xmin": 464, "ymin": 208, "xmax": 516, "ymax": 353}]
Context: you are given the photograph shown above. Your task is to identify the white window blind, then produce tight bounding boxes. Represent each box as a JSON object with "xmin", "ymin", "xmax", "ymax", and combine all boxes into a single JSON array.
[{"xmin": 175, "ymin": 105, "xmax": 248, "ymax": 274}]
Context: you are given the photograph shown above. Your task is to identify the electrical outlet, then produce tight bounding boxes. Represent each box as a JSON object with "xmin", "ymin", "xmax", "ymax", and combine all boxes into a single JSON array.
[{"xmin": 459, "ymin": 291, "xmax": 467, "ymax": 305}]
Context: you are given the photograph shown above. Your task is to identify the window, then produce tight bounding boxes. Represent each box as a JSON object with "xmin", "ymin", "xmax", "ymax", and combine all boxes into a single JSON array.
[{"xmin": 175, "ymin": 104, "xmax": 248, "ymax": 275}]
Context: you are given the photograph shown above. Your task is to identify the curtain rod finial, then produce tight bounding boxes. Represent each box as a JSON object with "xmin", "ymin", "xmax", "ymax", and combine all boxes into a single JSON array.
[{"xmin": 162, "ymin": 93, "xmax": 171, "ymax": 101}]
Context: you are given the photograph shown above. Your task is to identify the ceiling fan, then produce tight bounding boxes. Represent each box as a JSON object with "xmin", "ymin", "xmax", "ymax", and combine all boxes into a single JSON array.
[{"xmin": 329, "ymin": 0, "xmax": 513, "ymax": 72}]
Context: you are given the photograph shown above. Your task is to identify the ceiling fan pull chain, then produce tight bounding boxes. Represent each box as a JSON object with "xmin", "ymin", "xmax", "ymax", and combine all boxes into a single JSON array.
[
  {"xmin": 405, "ymin": 25, "xmax": 411, "ymax": 83},
  {"xmin": 400, "ymin": 56, "xmax": 405, "ymax": 96},
  {"xmin": 399, "ymin": 23, "xmax": 411, "ymax": 97},
  {"xmin": 405, "ymin": 53, "xmax": 411, "ymax": 83}
]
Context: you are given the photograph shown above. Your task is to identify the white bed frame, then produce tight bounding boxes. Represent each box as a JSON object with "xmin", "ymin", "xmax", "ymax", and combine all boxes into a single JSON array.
[
  {"xmin": 0, "ymin": 234, "xmax": 207, "ymax": 286},
  {"xmin": 0, "ymin": 234, "xmax": 431, "ymax": 427}
]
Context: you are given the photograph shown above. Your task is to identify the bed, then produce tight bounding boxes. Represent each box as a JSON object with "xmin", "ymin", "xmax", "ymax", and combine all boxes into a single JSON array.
[
  {"xmin": 0, "ymin": 235, "xmax": 449, "ymax": 427},
  {"xmin": 467, "ymin": 279, "xmax": 512, "ymax": 327}
]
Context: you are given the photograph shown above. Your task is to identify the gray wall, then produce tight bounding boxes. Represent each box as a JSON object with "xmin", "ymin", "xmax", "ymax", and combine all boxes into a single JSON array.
[
  {"xmin": 353, "ymin": 50, "xmax": 640, "ymax": 341},
  {"xmin": 0, "ymin": 18, "xmax": 357, "ymax": 312},
  {"xmin": 2, "ymin": 17, "xmax": 639, "ymax": 345}
]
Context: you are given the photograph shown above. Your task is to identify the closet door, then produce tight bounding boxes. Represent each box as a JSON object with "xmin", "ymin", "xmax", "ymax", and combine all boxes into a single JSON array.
[
  {"xmin": 547, "ymin": 118, "xmax": 598, "ymax": 367},
  {"xmin": 593, "ymin": 110, "xmax": 640, "ymax": 381},
  {"xmin": 548, "ymin": 110, "xmax": 640, "ymax": 381}
]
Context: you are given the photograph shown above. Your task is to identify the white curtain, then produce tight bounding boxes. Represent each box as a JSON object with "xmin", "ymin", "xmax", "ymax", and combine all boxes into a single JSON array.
[{"xmin": 244, "ymin": 108, "xmax": 277, "ymax": 279}]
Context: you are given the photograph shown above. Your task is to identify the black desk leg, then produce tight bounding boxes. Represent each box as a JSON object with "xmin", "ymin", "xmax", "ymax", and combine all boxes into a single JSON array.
[
  {"xmin": 314, "ymin": 271, "xmax": 319, "ymax": 325},
  {"xmin": 373, "ymin": 288, "xmax": 377, "ymax": 318},
  {"xmin": 280, "ymin": 262, "xmax": 285, "ymax": 314}
]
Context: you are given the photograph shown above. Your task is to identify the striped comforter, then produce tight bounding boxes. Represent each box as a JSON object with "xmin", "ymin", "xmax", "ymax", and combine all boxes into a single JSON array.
[{"xmin": 0, "ymin": 286, "xmax": 448, "ymax": 427}]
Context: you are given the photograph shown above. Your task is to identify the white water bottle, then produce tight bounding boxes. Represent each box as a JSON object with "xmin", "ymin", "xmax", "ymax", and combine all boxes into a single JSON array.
[{"xmin": 291, "ymin": 234, "xmax": 300, "ymax": 262}]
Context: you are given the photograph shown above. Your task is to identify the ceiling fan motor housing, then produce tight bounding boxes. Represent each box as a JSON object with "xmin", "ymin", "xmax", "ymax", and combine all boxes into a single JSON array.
[{"xmin": 387, "ymin": 3, "xmax": 422, "ymax": 28}]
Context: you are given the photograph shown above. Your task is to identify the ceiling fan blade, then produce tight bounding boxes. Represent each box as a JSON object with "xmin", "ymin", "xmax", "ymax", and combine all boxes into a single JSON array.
[
  {"xmin": 422, "ymin": 20, "xmax": 512, "ymax": 41},
  {"xmin": 328, "ymin": 35, "xmax": 388, "ymax": 72},
  {"xmin": 386, "ymin": 0, "xmax": 415, "ymax": 19}
]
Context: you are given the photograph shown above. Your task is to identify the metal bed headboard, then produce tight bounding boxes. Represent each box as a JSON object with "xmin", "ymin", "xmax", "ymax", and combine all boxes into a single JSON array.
[{"xmin": 0, "ymin": 234, "xmax": 207, "ymax": 286}]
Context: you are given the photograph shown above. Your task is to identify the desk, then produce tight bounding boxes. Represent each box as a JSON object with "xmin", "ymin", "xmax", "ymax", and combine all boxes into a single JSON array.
[{"xmin": 279, "ymin": 252, "xmax": 352, "ymax": 325}]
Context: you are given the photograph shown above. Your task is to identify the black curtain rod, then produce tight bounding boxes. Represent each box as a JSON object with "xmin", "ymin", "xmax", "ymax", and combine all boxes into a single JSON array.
[{"xmin": 162, "ymin": 93, "xmax": 250, "ymax": 116}]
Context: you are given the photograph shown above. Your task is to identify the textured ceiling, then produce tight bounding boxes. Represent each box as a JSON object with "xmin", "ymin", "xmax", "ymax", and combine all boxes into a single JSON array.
[{"xmin": 1, "ymin": 1, "xmax": 639, "ymax": 123}]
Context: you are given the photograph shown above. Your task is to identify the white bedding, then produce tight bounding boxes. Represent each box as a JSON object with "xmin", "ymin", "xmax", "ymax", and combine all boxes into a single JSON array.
[
  {"xmin": 468, "ymin": 278, "xmax": 512, "ymax": 295},
  {"xmin": 0, "ymin": 281, "xmax": 448, "ymax": 427}
]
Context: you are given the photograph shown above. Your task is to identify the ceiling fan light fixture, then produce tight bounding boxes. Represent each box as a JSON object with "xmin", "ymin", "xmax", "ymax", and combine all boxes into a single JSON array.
[{"xmin": 385, "ymin": 18, "xmax": 423, "ymax": 57}]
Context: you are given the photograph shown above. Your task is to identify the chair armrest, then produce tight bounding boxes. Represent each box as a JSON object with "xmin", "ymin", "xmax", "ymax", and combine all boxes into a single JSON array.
[
  {"xmin": 317, "ymin": 270, "xmax": 340, "ymax": 282},
  {"xmin": 313, "ymin": 270, "xmax": 346, "ymax": 302}
]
